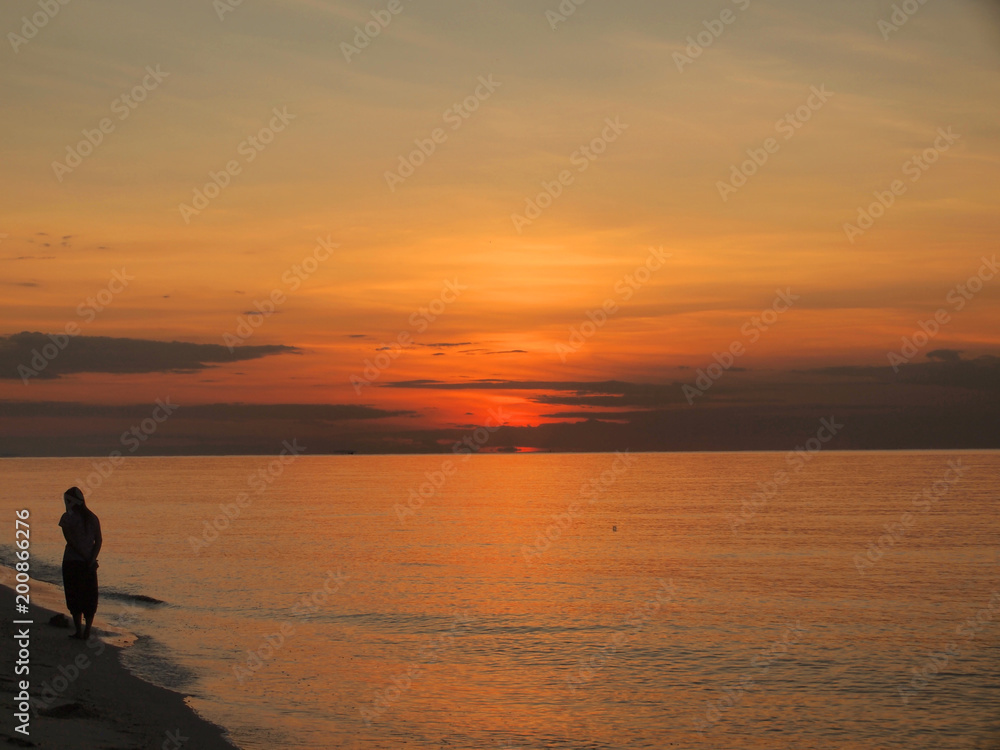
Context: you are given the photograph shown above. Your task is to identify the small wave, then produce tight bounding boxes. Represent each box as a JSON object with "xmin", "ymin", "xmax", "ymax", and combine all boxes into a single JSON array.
[
  {"xmin": 0, "ymin": 544, "xmax": 64, "ymax": 585},
  {"xmin": 119, "ymin": 633, "xmax": 198, "ymax": 693},
  {"xmin": 0, "ymin": 544, "xmax": 166, "ymax": 605},
  {"xmin": 104, "ymin": 591, "xmax": 166, "ymax": 605}
]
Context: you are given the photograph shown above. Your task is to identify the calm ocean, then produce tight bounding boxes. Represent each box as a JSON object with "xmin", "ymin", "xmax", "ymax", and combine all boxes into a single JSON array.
[{"xmin": 3, "ymin": 451, "xmax": 998, "ymax": 749}]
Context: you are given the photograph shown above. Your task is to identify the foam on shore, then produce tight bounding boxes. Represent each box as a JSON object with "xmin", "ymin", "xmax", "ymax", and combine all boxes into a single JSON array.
[{"xmin": 1, "ymin": 575, "xmax": 238, "ymax": 749}]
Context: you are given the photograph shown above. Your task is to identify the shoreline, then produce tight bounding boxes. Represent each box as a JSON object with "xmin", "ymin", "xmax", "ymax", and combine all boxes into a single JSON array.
[{"xmin": 1, "ymin": 582, "xmax": 238, "ymax": 749}]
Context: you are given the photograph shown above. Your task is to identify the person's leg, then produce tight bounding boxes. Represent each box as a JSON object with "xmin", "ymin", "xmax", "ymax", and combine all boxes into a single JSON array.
[
  {"xmin": 82, "ymin": 568, "xmax": 98, "ymax": 639},
  {"xmin": 63, "ymin": 561, "xmax": 81, "ymax": 637}
]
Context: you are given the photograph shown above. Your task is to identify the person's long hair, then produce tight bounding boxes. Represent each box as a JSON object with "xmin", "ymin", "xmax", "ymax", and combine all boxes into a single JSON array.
[{"xmin": 65, "ymin": 486, "xmax": 98, "ymax": 528}]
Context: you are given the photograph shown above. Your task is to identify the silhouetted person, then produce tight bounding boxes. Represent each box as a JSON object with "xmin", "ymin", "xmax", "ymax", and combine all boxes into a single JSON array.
[{"xmin": 59, "ymin": 487, "xmax": 102, "ymax": 640}]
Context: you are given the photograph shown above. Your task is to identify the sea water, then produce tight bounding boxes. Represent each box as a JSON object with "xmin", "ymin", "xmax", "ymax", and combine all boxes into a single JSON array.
[{"xmin": 2, "ymin": 451, "xmax": 998, "ymax": 749}]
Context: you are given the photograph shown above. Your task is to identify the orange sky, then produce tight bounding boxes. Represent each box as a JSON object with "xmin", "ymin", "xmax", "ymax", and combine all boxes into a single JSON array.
[{"xmin": 1, "ymin": 0, "xmax": 999, "ymax": 453}]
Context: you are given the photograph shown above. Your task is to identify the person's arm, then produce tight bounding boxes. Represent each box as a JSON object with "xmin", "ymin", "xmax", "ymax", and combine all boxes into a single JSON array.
[
  {"xmin": 90, "ymin": 520, "xmax": 103, "ymax": 567},
  {"xmin": 61, "ymin": 519, "xmax": 91, "ymax": 562}
]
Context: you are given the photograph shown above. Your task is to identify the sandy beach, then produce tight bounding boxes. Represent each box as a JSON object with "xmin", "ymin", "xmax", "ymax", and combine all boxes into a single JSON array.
[{"xmin": 1, "ymin": 579, "xmax": 237, "ymax": 750}]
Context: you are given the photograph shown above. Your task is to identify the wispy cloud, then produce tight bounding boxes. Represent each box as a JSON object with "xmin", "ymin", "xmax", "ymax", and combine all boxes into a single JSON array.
[{"xmin": 0, "ymin": 333, "xmax": 299, "ymax": 380}]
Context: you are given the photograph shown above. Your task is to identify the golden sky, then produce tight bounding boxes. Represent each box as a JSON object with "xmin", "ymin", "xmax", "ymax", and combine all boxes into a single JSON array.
[{"xmin": 1, "ymin": 0, "xmax": 999, "ymax": 453}]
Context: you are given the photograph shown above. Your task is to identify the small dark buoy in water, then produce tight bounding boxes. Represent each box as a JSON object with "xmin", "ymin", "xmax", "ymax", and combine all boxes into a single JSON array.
[{"xmin": 613, "ymin": 525, "xmax": 617, "ymax": 532}]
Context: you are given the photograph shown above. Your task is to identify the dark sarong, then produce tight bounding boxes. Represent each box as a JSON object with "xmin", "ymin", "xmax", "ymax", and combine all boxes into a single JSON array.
[{"xmin": 62, "ymin": 560, "xmax": 98, "ymax": 617}]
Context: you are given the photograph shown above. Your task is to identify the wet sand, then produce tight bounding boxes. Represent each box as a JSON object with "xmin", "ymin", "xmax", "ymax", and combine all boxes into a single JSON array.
[{"xmin": 1, "ymin": 581, "xmax": 237, "ymax": 749}]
